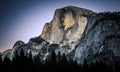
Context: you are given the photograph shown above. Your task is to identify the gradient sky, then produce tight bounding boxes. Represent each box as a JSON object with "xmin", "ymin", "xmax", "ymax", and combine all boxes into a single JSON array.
[{"xmin": 0, "ymin": 0, "xmax": 120, "ymax": 52}]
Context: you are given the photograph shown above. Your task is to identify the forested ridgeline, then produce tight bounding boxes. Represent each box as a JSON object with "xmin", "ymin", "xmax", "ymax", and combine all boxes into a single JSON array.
[{"xmin": 0, "ymin": 49, "xmax": 120, "ymax": 72}]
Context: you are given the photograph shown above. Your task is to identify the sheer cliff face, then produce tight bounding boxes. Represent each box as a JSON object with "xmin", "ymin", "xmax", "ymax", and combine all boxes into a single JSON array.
[
  {"xmin": 41, "ymin": 6, "xmax": 95, "ymax": 44},
  {"xmin": 2, "ymin": 6, "xmax": 120, "ymax": 64},
  {"xmin": 74, "ymin": 13, "xmax": 120, "ymax": 64}
]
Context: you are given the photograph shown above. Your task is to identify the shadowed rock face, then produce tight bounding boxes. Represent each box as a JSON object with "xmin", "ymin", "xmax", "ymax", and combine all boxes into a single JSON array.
[
  {"xmin": 74, "ymin": 13, "xmax": 120, "ymax": 64},
  {"xmin": 41, "ymin": 6, "xmax": 95, "ymax": 44}
]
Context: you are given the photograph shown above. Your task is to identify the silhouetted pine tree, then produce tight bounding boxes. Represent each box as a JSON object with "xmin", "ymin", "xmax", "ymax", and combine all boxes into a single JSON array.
[
  {"xmin": 51, "ymin": 51, "xmax": 56, "ymax": 64},
  {"xmin": 0, "ymin": 53, "xmax": 3, "ymax": 71},
  {"xmin": 61, "ymin": 53, "xmax": 67, "ymax": 64},
  {"xmin": 115, "ymin": 60, "xmax": 120, "ymax": 72},
  {"xmin": 0, "ymin": 54, "xmax": 2, "ymax": 64},
  {"xmin": 3, "ymin": 56, "xmax": 11, "ymax": 65},
  {"xmin": 82, "ymin": 59, "xmax": 89, "ymax": 72},
  {"xmin": 2, "ymin": 56, "xmax": 11, "ymax": 71},
  {"xmin": 56, "ymin": 51, "xmax": 61, "ymax": 64},
  {"xmin": 34, "ymin": 55, "xmax": 44, "ymax": 72},
  {"xmin": 46, "ymin": 51, "xmax": 57, "ymax": 72}
]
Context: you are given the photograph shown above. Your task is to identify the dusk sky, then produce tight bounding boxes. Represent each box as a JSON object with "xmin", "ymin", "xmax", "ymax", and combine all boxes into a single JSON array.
[{"xmin": 0, "ymin": 0, "xmax": 120, "ymax": 52}]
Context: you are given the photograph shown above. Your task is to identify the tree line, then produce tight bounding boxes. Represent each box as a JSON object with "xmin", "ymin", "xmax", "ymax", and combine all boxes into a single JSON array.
[{"xmin": 0, "ymin": 49, "xmax": 120, "ymax": 72}]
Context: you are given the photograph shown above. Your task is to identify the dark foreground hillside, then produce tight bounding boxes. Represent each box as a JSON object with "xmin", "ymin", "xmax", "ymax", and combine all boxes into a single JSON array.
[{"xmin": 0, "ymin": 49, "xmax": 120, "ymax": 72}]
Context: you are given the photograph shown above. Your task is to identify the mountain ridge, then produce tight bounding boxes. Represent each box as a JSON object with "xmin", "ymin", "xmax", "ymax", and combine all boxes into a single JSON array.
[{"xmin": 1, "ymin": 6, "xmax": 120, "ymax": 64}]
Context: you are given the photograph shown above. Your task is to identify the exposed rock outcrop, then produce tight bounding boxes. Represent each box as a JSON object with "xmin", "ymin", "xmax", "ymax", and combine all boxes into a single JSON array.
[
  {"xmin": 2, "ymin": 6, "xmax": 120, "ymax": 64},
  {"xmin": 41, "ymin": 6, "xmax": 95, "ymax": 44}
]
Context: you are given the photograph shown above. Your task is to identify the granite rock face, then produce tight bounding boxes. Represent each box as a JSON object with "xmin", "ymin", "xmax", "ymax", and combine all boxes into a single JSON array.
[
  {"xmin": 41, "ymin": 6, "xmax": 95, "ymax": 44},
  {"xmin": 74, "ymin": 13, "xmax": 120, "ymax": 64},
  {"xmin": 2, "ymin": 6, "xmax": 120, "ymax": 64},
  {"xmin": 40, "ymin": 6, "xmax": 95, "ymax": 55}
]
